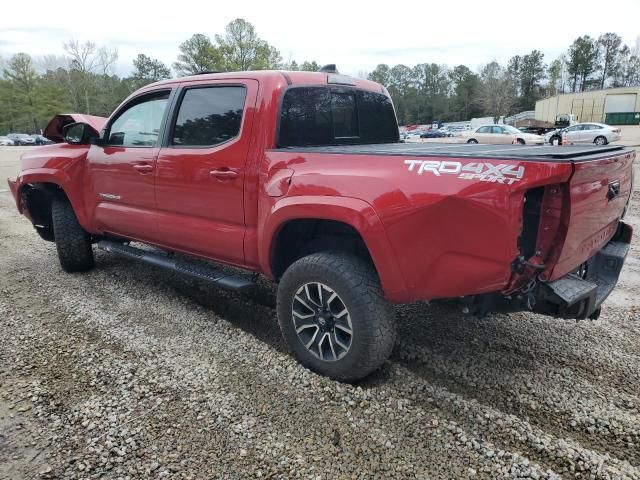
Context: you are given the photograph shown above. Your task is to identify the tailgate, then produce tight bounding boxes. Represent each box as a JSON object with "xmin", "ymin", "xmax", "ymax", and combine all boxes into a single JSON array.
[{"xmin": 549, "ymin": 148, "xmax": 635, "ymax": 280}]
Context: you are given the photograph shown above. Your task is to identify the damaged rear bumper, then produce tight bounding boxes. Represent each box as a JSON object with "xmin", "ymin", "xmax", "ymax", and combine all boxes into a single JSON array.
[{"xmin": 533, "ymin": 222, "xmax": 632, "ymax": 319}]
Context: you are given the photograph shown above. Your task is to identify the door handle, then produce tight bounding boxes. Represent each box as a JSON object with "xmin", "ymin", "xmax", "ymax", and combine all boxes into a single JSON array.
[
  {"xmin": 133, "ymin": 163, "xmax": 154, "ymax": 174},
  {"xmin": 210, "ymin": 168, "xmax": 239, "ymax": 180}
]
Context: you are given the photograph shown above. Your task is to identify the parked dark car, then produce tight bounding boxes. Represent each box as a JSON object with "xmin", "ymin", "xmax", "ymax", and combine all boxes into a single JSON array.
[
  {"xmin": 420, "ymin": 130, "xmax": 446, "ymax": 138},
  {"xmin": 7, "ymin": 133, "xmax": 36, "ymax": 146},
  {"xmin": 30, "ymin": 134, "xmax": 54, "ymax": 145}
]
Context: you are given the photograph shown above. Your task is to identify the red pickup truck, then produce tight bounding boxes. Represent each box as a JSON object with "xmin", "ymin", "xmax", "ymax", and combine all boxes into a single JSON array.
[{"xmin": 7, "ymin": 69, "xmax": 635, "ymax": 381}]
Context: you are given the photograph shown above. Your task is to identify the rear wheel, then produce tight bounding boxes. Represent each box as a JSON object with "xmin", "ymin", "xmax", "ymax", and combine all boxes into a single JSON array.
[
  {"xmin": 51, "ymin": 196, "xmax": 94, "ymax": 272},
  {"xmin": 277, "ymin": 252, "xmax": 396, "ymax": 382},
  {"xmin": 467, "ymin": 139, "xmax": 478, "ymax": 144},
  {"xmin": 594, "ymin": 136, "xmax": 608, "ymax": 146}
]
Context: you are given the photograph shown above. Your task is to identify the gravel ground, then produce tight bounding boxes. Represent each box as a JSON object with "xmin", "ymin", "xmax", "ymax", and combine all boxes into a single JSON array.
[{"xmin": 1, "ymin": 154, "xmax": 639, "ymax": 479}]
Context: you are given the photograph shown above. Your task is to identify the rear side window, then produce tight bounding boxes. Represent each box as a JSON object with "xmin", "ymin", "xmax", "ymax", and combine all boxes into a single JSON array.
[
  {"xmin": 172, "ymin": 86, "xmax": 246, "ymax": 147},
  {"xmin": 278, "ymin": 87, "xmax": 398, "ymax": 147}
]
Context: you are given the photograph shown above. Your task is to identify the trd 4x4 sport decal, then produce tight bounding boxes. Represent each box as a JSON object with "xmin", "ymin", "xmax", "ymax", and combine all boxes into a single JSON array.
[{"xmin": 404, "ymin": 160, "xmax": 525, "ymax": 185}]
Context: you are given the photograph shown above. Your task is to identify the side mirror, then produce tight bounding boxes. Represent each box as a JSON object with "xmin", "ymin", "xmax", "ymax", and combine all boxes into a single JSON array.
[{"xmin": 63, "ymin": 122, "xmax": 96, "ymax": 145}]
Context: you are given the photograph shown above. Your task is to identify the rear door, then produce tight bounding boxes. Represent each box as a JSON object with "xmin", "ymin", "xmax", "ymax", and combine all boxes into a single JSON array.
[
  {"xmin": 154, "ymin": 79, "xmax": 258, "ymax": 264},
  {"xmin": 491, "ymin": 126, "xmax": 511, "ymax": 144}
]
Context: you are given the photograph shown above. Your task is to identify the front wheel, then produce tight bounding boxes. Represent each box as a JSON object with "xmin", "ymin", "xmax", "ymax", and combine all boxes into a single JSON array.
[
  {"xmin": 516, "ymin": 138, "xmax": 526, "ymax": 145},
  {"xmin": 550, "ymin": 136, "xmax": 561, "ymax": 146},
  {"xmin": 51, "ymin": 196, "xmax": 94, "ymax": 272},
  {"xmin": 276, "ymin": 252, "xmax": 396, "ymax": 382},
  {"xmin": 467, "ymin": 139, "xmax": 478, "ymax": 144}
]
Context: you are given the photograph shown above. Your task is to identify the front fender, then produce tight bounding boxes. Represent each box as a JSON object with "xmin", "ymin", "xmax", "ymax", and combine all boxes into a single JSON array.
[
  {"xmin": 259, "ymin": 195, "xmax": 410, "ymax": 303},
  {"xmin": 14, "ymin": 168, "xmax": 90, "ymax": 230}
]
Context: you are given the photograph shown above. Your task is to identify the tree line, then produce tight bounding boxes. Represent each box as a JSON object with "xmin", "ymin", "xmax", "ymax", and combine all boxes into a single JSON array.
[
  {"xmin": 1, "ymin": 21, "xmax": 639, "ymax": 134},
  {"xmin": 369, "ymin": 33, "xmax": 640, "ymax": 125},
  {"xmin": 0, "ymin": 19, "xmax": 317, "ymax": 134}
]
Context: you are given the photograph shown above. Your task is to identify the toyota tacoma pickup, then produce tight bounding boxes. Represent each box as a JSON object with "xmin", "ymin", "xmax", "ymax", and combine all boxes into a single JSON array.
[{"xmin": 7, "ymin": 68, "xmax": 635, "ymax": 381}]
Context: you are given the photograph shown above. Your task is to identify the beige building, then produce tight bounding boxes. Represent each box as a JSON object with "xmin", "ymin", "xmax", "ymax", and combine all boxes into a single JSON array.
[{"xmin": 535, "ymin": 86, "xmax": 640, "ymax": 124}]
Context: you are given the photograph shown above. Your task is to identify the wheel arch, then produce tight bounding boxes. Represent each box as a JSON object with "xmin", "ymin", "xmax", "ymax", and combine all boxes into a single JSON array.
[
  {"xmin": 260, "ymin": 196, "xmax": 409, "ymax": 302},
  {"xmin": 15, "ymin": 171, "xmax": 90, "ymax": 231}
]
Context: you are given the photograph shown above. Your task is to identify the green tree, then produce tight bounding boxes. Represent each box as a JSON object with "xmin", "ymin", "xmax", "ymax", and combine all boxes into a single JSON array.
[
  {"xmin": 368, "ymin": 64, "xmax": 391, "ymax": 86},
  {"xmin": 300, "ymin": 61, "xmax": 320, "ymax": 72},
  {"xmin": 567, "ymin": 36, "xmax": 600, "ymax": 92},
  {"xmin": 215, "ymin": 19, "xmax": 281, "ymax": 71},
  {"xmin": 173, "ymin": 34, "xmax": 223, "ymax": 76},
  {"xmin": 131, "ymin": 54, "xmax": 171, "ymax": 88},
  {"xmin": 597, "ymin": 32, "xmax": 623, "ymax": 89},
  {"xmin": 547, "ymin": 57, "xmax": 564, "ymax": 96},
  {"xmin": 3, "ymin": 53, "xmax": 39, "ymax": 131},
  {"xmin": 519, "ymin": 50, "xmax": 546, "ymax": 109},
  {"xmin": 449, "ymin": 65, "xmax": 481, "ymax": 121}
]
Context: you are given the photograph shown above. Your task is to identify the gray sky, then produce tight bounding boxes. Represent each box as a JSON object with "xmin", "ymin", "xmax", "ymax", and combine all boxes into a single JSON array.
[{"xmin": 1, "ymin": 0, "xmax": 639, "ymax": 77}]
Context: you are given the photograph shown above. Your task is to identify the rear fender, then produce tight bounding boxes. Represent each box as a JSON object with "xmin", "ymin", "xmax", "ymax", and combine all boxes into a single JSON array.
[{"xmin": 259, "ymin": 195, "xmax": 409, "ymax": 302}]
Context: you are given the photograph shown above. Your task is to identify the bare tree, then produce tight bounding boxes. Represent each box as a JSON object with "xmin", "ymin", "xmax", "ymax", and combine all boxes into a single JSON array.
[
  {"xmin": 97, "ymin": 46, "xmax": 119, "ymax": 75},
  {"xmin": 479, "ymin": 61, "xmax": 516, "ymax": 123}
]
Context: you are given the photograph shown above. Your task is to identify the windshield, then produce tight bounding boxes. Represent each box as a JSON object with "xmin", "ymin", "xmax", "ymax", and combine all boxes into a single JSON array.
[{"xmin": 279, "ymin": 86, "xmax": 399, "ymax": 147}]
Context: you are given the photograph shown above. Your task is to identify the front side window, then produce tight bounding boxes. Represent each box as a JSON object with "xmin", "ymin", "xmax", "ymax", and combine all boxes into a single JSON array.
[
  {"xmin": 172, "ymin": 86, "xmax": 246, "ymax": 147},
  {"xmin": 278, "ymin": 87, "xmax": 398, "ymax": 147},
  {"xmin": 108, "ymin": 91, "xmax": 170, "ymax": 147}
]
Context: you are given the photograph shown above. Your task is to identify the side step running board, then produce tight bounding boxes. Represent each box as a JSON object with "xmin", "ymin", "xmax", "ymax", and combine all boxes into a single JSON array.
[{"xmin": 97, "ymin": 240, "xmax": 256, "ymax": 292}]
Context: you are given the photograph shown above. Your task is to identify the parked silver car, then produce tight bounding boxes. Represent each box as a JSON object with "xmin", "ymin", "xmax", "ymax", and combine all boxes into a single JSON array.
[
  {"xmin": 0, "ymin": 136, "xmax": 16, "ymax": 146},
  {"xmin": 545, "ymin": 123, "xmax": 622, "ymax": 146}
]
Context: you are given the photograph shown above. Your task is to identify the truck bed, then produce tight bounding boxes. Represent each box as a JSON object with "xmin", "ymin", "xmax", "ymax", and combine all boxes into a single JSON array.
[{"xmin": 275, "ymin": 142, "xmax": 628, "ymax": 161}]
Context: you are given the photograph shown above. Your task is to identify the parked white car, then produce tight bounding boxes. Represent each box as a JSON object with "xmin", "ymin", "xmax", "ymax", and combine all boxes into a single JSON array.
[
  {"xmin": 545, "ymin": 123, "xmax": 622, "ymax": 146},
  {"xmin": 0, "ymin": 136, "xmax": 16, "ymax": 146},
  {"xmin": 460, "ymin": 125, "xmax": 545, "ymax": 145}
]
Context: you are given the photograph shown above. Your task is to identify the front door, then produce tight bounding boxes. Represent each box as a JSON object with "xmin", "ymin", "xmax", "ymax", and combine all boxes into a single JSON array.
[
  {"xmin": 154, "ymin": 79, "xmax": 258, "ymax": 265},
  {"xmin": 474, "ymin": 126, "xmax": 492, "ymax": 143},
  {"xmin": 565, "ymin": 124, "xmax": 583, "ymax": 144},
  {"xmin": 86, "ymin": 90, "xmax": 171, "ymax": 241}
]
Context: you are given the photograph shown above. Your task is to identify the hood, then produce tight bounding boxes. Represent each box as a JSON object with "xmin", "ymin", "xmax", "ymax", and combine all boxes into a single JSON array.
[{"xmin": 43, "ymin": 113, "xmax": 108, "ymax": 143}]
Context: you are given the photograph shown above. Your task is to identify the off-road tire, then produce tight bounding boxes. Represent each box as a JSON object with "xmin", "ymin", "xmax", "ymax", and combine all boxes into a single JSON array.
[
  {"xmin": 51, "ymin": 196, "xmax": 94, "ymax": 272},
  {"xmin": 277, "ymin": 252, "xmax": 396, "ymax": 382}
]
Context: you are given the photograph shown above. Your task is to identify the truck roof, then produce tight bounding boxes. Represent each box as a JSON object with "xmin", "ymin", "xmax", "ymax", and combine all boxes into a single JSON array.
[
  {"xmin": 147, "ymin": 70, "xmax": 386, "ymax": 94},
  {"xmin": 275, "ymin": 142, "xmax": 631, "ymax": 162}
]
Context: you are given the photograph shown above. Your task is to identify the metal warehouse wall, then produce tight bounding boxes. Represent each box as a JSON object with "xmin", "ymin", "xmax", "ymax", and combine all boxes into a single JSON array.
[{"xmin": 535, "ymin": 87, "xmax": 640, "ymax": 124}]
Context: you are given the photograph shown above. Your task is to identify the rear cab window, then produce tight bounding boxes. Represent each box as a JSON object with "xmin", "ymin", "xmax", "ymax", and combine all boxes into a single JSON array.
[{"xmin": 278, "ymin": 86, "xmax": 398, "ymax": 147}]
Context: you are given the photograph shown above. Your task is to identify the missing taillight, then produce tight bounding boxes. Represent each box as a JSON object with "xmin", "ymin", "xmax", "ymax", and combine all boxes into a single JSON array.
[{"xmin": 519, "ymin": 187, "xmax": 544, "ymax": 259}]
